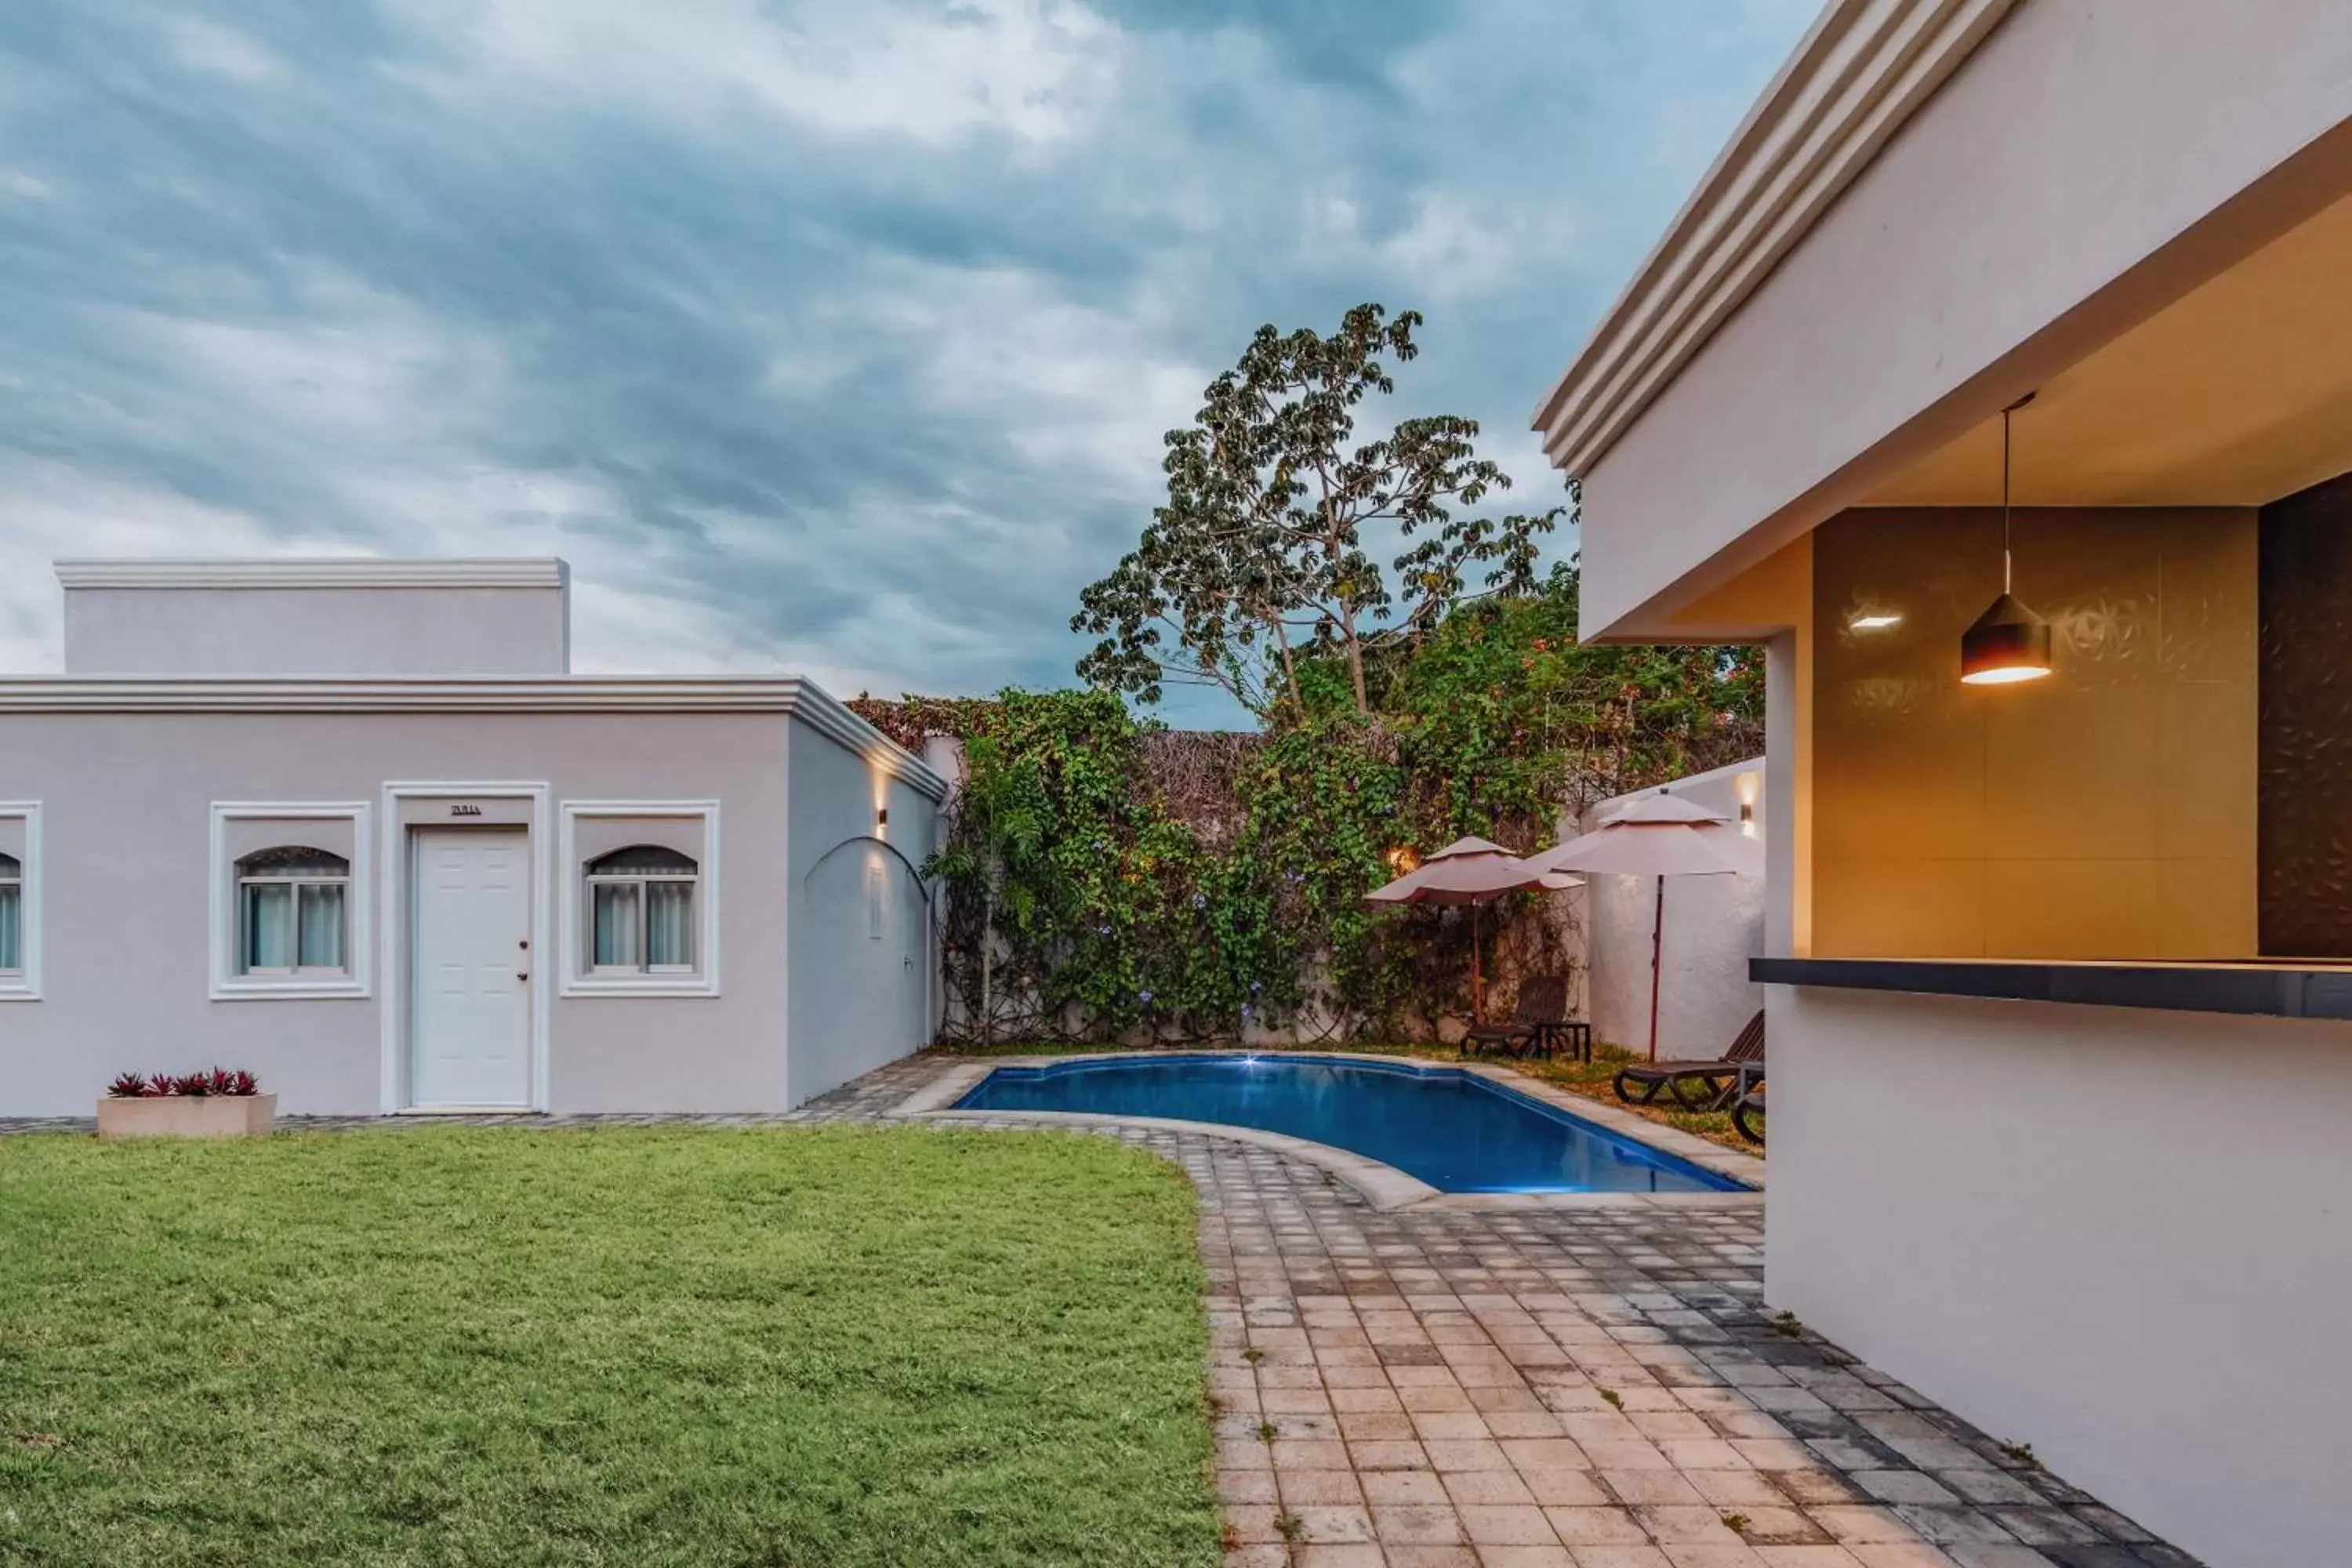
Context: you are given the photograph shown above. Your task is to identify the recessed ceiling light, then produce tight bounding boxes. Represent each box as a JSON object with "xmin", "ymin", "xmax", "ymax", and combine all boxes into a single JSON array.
[{"xmin": 1849, "ymin": 612, "xmax": 1903, "ymax": 630}]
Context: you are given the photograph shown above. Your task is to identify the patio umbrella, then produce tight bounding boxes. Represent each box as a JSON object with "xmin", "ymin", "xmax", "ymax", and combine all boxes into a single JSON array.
[
  {"xmin": 1523, "ymin": 792, "xmax": 1762, "ymax": 1059},
  {"xmin": 1365, "ymin": 837, "xmax": 1579, "ymax": 1023}
]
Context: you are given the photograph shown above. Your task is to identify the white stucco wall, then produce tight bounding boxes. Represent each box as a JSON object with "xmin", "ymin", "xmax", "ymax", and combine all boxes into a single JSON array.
[
  {"xmin": 64, "ymin": 584, "xmax": 569, "ymax": 676},
  {"xmin": 1766, "ymin": 984, "xmax": 2352, "ymax": 1568},
  {"xmin": 0, "ymin": 709, "xmax": 793, "ymax": 1116},
  {"xmin": 784, "ymin": 717, "xmax": 940, "ymax": 1107},
  {"xmin": 1577, "ymin": 760, "xmax": 1765, "ymax": 1058}
]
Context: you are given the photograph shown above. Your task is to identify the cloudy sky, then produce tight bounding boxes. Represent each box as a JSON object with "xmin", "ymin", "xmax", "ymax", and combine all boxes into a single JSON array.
[{"xmin": 0, "ymin": 0, "xmax": 1814, "ymax": 723}]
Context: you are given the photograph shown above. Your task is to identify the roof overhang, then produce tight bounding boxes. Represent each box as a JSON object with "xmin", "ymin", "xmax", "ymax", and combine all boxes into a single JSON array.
[
  {"xmin": 1537, "ymin": 0, "xmax": 2352, "ymax": 640},
  {"xmin": 0, "ymin": 676, "xmax": 948, "ymax": 801},
  {"xmin": 1531, "ymin": 0, "xmax": 2020, "ymax": 478}
]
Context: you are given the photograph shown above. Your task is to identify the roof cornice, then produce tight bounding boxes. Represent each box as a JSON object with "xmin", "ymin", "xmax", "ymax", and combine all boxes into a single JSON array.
[
  {"xmin": 1531, "ymin": 0, "xmax": 2021, "ymax": 478},
  {"xmin": 53, "ymin": 558, "xmax": 570, "ymax": 590},
  {"xmin": 0, "ymin": 676, "xmax": 948, "ymax": 800}
]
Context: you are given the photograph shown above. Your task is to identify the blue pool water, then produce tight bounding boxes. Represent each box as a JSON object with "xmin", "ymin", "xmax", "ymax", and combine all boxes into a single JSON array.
[{"xmin": 955, "ymin": 1055, "xmax": 1745, "ymax": 1195}]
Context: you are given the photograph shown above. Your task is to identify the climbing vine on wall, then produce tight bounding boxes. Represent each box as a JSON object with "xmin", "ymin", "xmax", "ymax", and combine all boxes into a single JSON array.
[{"xmin": 855, "ymin": 564, "xmax": 1762, "ymax": 1045}]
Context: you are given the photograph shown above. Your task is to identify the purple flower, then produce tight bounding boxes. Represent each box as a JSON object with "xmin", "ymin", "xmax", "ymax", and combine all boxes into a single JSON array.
[
  {"xmin": 1097, "ymin": 924, "xmax": 1111, "ymax": 936},
  {"xmin": 1138, "ymin": 989, "xmax": 1154, "ymax": 1003}
]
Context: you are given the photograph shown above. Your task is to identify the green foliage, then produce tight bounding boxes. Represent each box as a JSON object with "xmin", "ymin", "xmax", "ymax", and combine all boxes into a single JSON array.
[
  {"xmin": 1362, "ymin": 561, "xmax": 1765, "ymax": 840},
  {"xmin": 918, "ymin": 563, "xmax": 1762, "ymax": 1044},
  {"xmin": 1073, "ymin": 302, "xmax": 1562, "ymax": 717}
]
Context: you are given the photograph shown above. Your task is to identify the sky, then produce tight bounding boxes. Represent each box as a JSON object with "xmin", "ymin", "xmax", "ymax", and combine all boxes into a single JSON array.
[{"xmin": 0, "ymin": 0, "xmax": 1817, "ymax": 724}]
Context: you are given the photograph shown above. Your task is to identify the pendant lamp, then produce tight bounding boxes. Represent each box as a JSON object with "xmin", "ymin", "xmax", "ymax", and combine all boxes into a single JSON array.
[{"xmin": 1960, "ymin": 392, "xmax": 2053, "ymax": 685}]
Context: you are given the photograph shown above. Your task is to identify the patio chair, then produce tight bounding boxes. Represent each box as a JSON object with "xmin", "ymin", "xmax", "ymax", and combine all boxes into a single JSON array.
[
  {"xmin": 1732, "ymin": 1079, "xmax": 1766, "ymax": 1144},
  {"xmin": 1613, "ymin": 1008, "xmax": 1765, "ymax": 1111},
  {"xmin": 1461, "ymin": 975, "xmax": 1581, "ymax": 1060}
]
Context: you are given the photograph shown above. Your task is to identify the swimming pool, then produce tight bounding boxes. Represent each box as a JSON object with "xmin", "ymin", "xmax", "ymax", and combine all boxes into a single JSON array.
[{"xmin": 954, "ymin": 1054, "xmax": 1746, "ymax": 1195}]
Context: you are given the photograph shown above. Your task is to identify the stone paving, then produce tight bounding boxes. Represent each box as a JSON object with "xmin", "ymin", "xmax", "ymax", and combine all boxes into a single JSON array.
[{"xmin": 6, "ymin": 1058, "xmax": 2198, "ymax": 1568}]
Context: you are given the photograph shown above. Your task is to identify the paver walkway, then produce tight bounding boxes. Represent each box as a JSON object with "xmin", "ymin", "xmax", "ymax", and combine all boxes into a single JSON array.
[{"xmin": 9, "ymin": 1057, "xmax": 2198, "ymax": 1567}]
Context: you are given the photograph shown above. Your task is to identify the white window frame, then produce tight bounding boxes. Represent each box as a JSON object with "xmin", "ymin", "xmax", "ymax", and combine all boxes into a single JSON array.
[
  {"xmin": 559, "ymin": 800, "xmax": 720, "ymax": 997},
  {"xmin": 234, "ymin": 848, "xmax": 354, "ymax": 979},
  {"xmin": 585, "ymin": 849, "xmax": 701, "ymax": 976},
  {"xmin": 209, "ymin": 802, "xmax": 372, "ymax": 1000},
  {"xmin": 0, "ymin": 802, "xmax": 39, "ymax": 1001}
]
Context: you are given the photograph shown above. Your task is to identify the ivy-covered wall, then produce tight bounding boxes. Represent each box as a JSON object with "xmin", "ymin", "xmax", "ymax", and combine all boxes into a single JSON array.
[{"xmin": 853, "ymin": 565, "xmax": 1762, "ymax": 1045}]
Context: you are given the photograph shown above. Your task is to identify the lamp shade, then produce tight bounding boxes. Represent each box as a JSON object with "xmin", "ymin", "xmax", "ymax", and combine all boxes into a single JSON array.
[{"xmin": 1959, "ymin": 592, "xmax": 2053, "ymax": 684}]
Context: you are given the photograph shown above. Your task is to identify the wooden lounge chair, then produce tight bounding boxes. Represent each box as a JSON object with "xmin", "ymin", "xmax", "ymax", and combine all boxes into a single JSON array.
[
  {"xmin": 1732, "ymin": 1080, "xmax": 1766, "ymax": 1144},
  {"xmin": 1461, "ymin": 975, "xmax": 1574, "ymax": 1060},
  {"xmin": 1613, "ymin": 1008, "xmax": 1766, "ymax": 1111}
]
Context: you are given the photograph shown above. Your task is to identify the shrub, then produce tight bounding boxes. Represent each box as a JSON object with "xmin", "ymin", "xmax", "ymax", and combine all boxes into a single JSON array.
[{"xmin": 110, "ymin": 1070, "xmax": 263, "ymax": 1098}]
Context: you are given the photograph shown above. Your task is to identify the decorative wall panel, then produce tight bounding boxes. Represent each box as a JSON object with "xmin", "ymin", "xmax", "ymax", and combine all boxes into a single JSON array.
[
  {"xmin": 1813, "ymin": 508, "xmax": 2259, "ymax": 959},
  {"xmin": 2257, "ymin": 473, "xmax": 2352, "ymax": 956}
]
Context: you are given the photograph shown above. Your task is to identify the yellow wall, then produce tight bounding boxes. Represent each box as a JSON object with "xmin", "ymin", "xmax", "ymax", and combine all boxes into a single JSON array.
[{"xmin": 1810, "ymin": 508, "xmax": 2259, "ymax": 960}]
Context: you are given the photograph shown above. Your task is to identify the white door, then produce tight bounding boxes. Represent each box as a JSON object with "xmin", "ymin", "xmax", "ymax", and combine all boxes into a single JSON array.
[{"xmin": 410, "ymin": 827, "xmax": 533, "ymax": 1109}]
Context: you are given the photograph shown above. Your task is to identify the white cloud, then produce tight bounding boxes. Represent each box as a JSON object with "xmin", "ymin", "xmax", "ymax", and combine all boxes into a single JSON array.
[
  {"xmin": 1379, "ymin": 191, "xmax": 1584, "ymax": 303},
  {"xmin": 0, "ymin": 459, "xmax": 324, "ymax": 673},
  {"xmin": 165, "ymin": 18, "xmax": 283, "ymax": 83},
  {"xmin": 390, "ymin": 0, "xmax": 1116, "ymax": 147}
]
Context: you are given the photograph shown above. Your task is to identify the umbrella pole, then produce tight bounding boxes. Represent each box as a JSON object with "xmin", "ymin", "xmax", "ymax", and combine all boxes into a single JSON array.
[
  {"xmin": 1472, "ymin": 903, "xmax": 1484, "ymax": 1025},
  {"xmin": 1647, "ymin": 875, "xmax": 1664, "ymax": 1061}
]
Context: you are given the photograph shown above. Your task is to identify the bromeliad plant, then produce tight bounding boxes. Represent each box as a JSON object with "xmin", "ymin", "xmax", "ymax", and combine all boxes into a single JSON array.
[{"xmin": 107, "ymin": 1069, "xmax": 261, "ymax": 1098}]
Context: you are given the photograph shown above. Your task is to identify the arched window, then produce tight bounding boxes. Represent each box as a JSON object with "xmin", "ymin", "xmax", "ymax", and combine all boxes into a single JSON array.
[
  {"xmin": 236, "ymin": 846, "xmax": 350, "ymax": 975},
  {"xmin": 0, "ymin": 851, "xmax": 20, "ymax": 976},
  {"xmin": 586, "ymin": 845, "xmax": 698, "ymax": 972}
]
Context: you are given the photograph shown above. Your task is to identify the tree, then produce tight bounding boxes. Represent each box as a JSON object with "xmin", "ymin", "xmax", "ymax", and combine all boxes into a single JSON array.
[{"xmin": 1073, "ymin": 303, "xmax": 1563, "ymax": 718}]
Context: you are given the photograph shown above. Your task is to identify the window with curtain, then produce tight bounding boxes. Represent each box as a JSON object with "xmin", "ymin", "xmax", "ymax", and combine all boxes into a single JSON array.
[
  {"xmin": 586, "ymin": 845, "xmax": 698, "ymax": 973},
  {"xmin": 0, "ymin": 851, "xmax": 20, "ymax": 975},
  {"xmin": 235, "ymin": 846, "xmax": 350, "ymax": 975}
]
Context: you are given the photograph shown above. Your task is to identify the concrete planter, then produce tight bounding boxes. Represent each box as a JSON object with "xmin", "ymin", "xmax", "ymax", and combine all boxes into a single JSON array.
[{"xmin": 96, "ymin": 1094, "xmax": 277, "ymax": 1140}]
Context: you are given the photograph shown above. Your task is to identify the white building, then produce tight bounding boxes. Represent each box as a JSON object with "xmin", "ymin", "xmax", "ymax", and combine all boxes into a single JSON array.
[
  {"xmin": 1534, "ymin": 2, "xmax": 2352, "ymax": 1562},
  {"xmin": 1572, "ymin": 760, "xmax": 1765, "ymax": 1060},
  {"xmin": 0, "ymin": 559, "xmax": 944, "ymax": 1117}
]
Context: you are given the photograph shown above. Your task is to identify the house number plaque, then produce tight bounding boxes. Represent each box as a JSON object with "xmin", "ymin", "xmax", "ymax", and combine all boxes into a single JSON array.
[{"xmin": 449, "ymin": 804, "xmax": 485, "ymax": 818}]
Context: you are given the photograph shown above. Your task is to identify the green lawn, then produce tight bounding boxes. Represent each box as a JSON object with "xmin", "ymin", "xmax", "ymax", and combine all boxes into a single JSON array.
[{"xmin": 0, "ymin": 1126, "xmax": 1220, "ymax": 1567}]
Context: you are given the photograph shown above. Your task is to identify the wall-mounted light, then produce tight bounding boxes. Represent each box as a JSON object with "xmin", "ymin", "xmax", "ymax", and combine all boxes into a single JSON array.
[
  {"xmin": 1849, "ymin": 612, "xmax": 1904, "ymax": 631},
  {"xmin": 1960, "ymin": 393, "xmax": 2053, "ymax": 686},
  {"xmin": 1384, "ymin": 846, "xmax": 1421, "ymax": 875}
]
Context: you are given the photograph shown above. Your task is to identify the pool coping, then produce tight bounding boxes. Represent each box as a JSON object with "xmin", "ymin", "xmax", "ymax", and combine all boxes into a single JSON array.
[{"xmin": 895, "ymin": 1051, "xmax": 1766, "ymax": 1214}]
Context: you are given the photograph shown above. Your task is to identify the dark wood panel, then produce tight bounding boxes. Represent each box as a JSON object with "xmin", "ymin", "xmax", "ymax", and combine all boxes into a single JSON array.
[{"xmin": 2259, "ymin": 471, "xmax": 2352, "ymax": 956}]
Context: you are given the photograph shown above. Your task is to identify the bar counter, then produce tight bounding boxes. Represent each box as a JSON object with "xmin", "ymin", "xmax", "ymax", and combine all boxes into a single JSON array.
[{"xmin": 1751, "ymin": 956, "xmax": 2352, "ymax": 1021}]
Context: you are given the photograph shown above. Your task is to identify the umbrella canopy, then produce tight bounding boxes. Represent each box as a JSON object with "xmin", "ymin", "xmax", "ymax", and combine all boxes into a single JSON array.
[
  {"xmin": 1521, "ymin": 789, "xmax": 1762, "ymax": 1059},
  {"xmin": 1366, "ymin": 837, "xmax": 1577, "ymax": 905},
  {"xmin": 1523, "ymin": 792, "xmax": 1763, "ymax": 879},
  {"xmin": 1363, "ymin": 837, "xmax": 1577, "ymax": 1023}
]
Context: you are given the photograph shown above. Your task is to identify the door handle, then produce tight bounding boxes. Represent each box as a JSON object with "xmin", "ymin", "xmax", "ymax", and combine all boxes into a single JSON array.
[{"xmin": 517, "ymin": 971, "xmax": 530, "ymax": 982}]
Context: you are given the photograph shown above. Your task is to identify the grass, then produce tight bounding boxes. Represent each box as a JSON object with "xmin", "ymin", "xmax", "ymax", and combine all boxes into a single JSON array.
[
  {"xmin": 932, "ymin": 1038, "xmax": 1756, "ymax": 1152},
  {"xmin": 0, "ymin": 1126, "xmax": 1221, "ymax": 1568}
]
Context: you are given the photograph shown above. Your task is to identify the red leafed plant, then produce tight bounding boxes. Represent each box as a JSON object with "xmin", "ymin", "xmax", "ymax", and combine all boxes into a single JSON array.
[{"xmin": 111, "ymin": 1069, "xmax": 263, "ymax": 1098}]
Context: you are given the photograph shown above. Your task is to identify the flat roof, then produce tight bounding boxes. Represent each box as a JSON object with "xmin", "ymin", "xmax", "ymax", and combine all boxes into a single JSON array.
[
  {"xmin": 53, "ymin": 559, "xmax": 570, "ymax": 590},
  {"xmin": 0, "ymin": 675, "xmax": 949, "ymax": 800}
]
